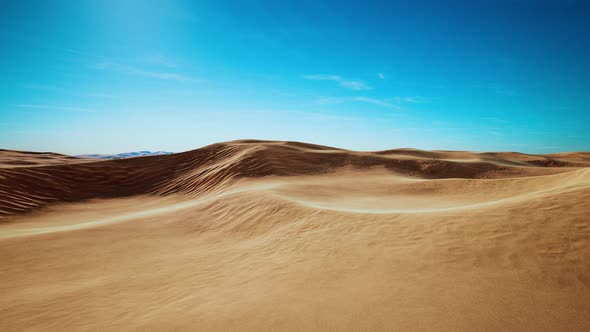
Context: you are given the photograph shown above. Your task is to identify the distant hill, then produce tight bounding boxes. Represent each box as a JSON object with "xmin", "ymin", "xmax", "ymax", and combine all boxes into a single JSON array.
[{"xmin": 75, "ymin": 151, "xmax": 173, "ymax": 159}]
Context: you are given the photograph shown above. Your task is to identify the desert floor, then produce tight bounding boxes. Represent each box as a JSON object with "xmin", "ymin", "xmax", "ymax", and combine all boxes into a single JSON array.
[{"xmin": 1, "ymin": 141, "xmax": 589, "ymax": 331}]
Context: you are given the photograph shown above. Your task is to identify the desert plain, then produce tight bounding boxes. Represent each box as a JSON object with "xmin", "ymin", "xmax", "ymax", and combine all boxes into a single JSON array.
[{"xmin": 1, "ymin": 140, "xmax": 589, "ymax": 331}]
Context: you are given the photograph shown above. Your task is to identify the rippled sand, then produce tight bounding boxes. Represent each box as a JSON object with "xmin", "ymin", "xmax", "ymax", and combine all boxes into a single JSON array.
[{"xmin": 1, "ymin": 141, "xmax": 589, "ymax": 331}]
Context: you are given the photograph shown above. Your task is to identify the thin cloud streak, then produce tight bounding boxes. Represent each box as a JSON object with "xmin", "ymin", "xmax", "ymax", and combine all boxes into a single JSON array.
[
  {"xmin": 314, "ymin": 97, "xmax": 401, "ymax": 109},
  {"xmin": 95, "ymin": 62, "xmax": 201, "ymax": 82},
  {"xmin": 393, "ymin": 96, "xmax": 431, "ymax": 104},
  {"xmin": 314, "ymin": 95, "xmax": 432, "ymax": 109},
  {"xmin": 303, "ymin": 74, "xmax": 371, "ymax": 90}
]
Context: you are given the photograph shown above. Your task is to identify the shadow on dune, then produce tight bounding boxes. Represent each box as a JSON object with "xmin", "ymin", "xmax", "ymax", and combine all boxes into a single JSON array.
[{"xmin": 1, "ymin": 140, "xmax": 589, "ymax": 219}]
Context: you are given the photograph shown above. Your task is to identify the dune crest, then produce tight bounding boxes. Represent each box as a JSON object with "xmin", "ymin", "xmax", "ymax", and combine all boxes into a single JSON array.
[{"xmin": 1, "ymin": 140, "xmax": 588, "ymax": 219}]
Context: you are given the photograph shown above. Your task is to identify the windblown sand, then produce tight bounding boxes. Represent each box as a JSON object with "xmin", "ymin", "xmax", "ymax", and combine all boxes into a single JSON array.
[{"xmin": 1, "ymin": 140, "xmax": 589, "ymax": 331}]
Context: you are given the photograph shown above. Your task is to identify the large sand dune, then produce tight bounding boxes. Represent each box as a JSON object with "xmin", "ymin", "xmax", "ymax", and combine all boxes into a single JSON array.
[{"xmin": 1, "ymin": 140, "xmax": 589, "ymax": 330}]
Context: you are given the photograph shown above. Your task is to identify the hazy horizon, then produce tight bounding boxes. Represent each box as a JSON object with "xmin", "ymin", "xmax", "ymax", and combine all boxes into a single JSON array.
[
  {"xmin": 4, "ymin": 138, "xmax": 590, "ymax": 157},
  {"xmin": 1, "ymin": 0, "xmax": 589, "ymax": 154}
]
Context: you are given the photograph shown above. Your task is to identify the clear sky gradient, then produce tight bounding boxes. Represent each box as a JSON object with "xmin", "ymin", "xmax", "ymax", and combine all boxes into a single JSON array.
[{"xmin": 1, "ymin": 0, "xmax": 588, "ymax": 154}]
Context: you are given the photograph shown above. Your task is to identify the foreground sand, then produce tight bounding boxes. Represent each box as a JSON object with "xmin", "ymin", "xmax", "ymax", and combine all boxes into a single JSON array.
[{"xmin": 1, "ymin": 140, "xmax": 589, "ymax": 331}]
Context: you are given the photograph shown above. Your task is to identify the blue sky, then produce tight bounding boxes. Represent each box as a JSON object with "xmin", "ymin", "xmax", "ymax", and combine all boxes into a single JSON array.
[{"xmin": 1, "ymin": 0, "xmax": 588, "ymax": 154}]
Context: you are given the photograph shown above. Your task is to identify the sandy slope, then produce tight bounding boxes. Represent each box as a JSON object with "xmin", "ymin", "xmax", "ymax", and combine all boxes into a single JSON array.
[
  {"xmin": 1, "ymin": 140, "xmax": 589, "ymax": 331},
  {"xmin": 0, "ymin": 149, "xmax": 92, "ymax": 168}
]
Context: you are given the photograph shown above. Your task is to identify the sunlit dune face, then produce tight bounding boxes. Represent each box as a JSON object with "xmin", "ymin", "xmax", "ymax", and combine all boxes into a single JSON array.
[{"xmin": 270, "ymin": 169, "xmax": 590, "ymax": 212}]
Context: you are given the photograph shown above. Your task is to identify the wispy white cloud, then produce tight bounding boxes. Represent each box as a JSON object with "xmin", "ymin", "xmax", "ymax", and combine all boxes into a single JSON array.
[
  {"xmin": 378, "ymin": 73, "xmax": 385, "ymax": 79},
  {"xmin": 339, "ymin": 80, "xmax": 370, "ymax": 90},
  {"xmin": 313, "ymin": 95, "xmax": 432, "ymax": 109},
  {"xmin": 96, "ymin": 62, "xmax": 201, "ymax": 82},
  {"xmin": 404, "ymin": 96, "xmax": 430, "ymax": 103},
  {"xmin": 314, "ymin": 97, "xmax": 401, "ymax": 109},
  {"xmin": 15, "ymin": 104, "xmax": 95, "ymax": 112},
  {"xmin": 303, "ymin": 74, "xmax": 371, "ymax": 90},
  {"xmin": 353, "ymin": 97, "xmax": 399, "ymax": 108},
  {"xmin": 391, "ymin": 96, "xmax": 431, "ymax": 104}
]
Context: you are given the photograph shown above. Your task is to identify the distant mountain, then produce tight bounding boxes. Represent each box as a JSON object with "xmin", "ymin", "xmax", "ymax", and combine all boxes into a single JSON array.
[{"xmin": 75, "ymin": 151, "xmax": 173, "ymax": 159}]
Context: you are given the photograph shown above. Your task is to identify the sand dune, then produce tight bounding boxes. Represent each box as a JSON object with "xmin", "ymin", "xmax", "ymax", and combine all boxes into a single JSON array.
[
  {"xmin": 0, "ymin": 149, "xmax": 92, "ymax": 168},
  {"xmin": 1, "ymin": 140, "xmax": 589, "ymax": 331}
]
